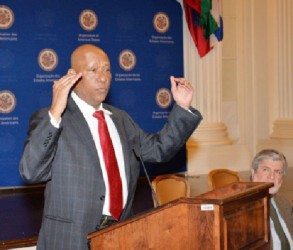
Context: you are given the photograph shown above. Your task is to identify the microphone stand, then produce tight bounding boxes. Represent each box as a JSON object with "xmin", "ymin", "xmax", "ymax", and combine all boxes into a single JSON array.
[{"xmin": 133, "ymin": 146, "xmax": 160, "ymax": 207}]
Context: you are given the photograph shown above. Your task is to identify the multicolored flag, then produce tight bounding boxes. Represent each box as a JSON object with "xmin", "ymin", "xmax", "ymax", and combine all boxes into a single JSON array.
[{"xmin": 183, "ymin": 0, "xmax": 224, "ymax": 57}]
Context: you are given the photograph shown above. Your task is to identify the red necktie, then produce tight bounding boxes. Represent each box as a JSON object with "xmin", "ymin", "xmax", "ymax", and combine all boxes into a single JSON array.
[{"xmin": 93, "ymin": 110, "xmax": 123, "ymax": 221}]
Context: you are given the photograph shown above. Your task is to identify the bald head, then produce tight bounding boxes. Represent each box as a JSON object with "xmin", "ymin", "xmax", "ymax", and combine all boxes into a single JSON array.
[
  {"xmin": 70, "ymin": 44, "xmax": 112, "ymax": 109},
  {"xmin": 71, "ymin": 44, "xmax": 109, "ymax": 72}
]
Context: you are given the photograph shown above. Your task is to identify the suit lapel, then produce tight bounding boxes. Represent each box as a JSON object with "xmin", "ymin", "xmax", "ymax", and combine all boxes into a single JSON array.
[
  {"xmin": 274, "ymin": 194, "xmax": 293, "ymax": 237},
  {"xmin": 270, "ymin": 198, "xmax": 291, "ymax": 248},
  {"xmin": 66, "ymin": 97, "xmax": 101, "ymax": 167}
]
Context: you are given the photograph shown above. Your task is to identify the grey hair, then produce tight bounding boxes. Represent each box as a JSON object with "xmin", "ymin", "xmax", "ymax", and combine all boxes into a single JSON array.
[{"xmin": 251, "ymin": 149, "xmax": 288, "ymax": 176}]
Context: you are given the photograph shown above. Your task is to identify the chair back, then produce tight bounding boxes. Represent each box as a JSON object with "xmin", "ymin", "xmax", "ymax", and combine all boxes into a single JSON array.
[
  {"xmin": 151, "ymin": 174, "xmax": 190, "ymax": 207},
  {"xmin": 208, "ymin": 168, "xmax": 241, "ymax": 190}
]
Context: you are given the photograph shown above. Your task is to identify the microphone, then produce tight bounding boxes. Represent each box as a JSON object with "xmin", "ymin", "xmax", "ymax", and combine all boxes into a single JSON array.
[{"xmin": 133, "ymin": 144, "xmax": 160, "ymax": 207}]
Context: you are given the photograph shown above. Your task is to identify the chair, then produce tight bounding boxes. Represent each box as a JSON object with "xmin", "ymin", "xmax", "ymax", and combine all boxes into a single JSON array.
[
  {"xmin": 151, "ymin": 174, "xmax": 190, "ymax": 207},
  {"xmin": 208, "ymin": 168, "xmax": 241, "ymax": 190}
]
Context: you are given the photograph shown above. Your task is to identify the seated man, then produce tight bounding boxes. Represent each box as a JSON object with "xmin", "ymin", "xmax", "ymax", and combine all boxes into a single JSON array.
[{"xmin": 251, "ymin": 149, "xmax": 293, "ymax": 249}]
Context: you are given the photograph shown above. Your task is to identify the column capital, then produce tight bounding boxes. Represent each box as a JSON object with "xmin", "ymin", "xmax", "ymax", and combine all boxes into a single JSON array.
[{"xmin": 270, "ymin": 119, "xmax": 293, "ymax": 139}]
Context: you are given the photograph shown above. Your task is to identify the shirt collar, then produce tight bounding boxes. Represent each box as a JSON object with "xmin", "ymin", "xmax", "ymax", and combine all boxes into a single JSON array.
[{"xmin": 71, "ymin": 91, "xmax": 112, "ymax": 116}]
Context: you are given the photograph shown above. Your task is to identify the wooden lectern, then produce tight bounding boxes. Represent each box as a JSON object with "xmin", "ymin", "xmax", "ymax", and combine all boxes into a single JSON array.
[{"xmin": 88, "ymin": 182, "xmax": 273, "ymax": 250}]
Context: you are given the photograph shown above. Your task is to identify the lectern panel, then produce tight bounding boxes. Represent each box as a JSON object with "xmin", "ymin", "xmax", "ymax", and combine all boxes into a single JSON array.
[
  {"xmin": 224, "ymin": 199, "xmax": 268, "ymax": 249},
  {"xmin": 88, "ymin": 182, "xmax": 272, "ymax": 250}
]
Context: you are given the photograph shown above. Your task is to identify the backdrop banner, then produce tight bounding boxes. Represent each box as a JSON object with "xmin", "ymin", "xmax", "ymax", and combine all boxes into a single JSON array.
[{"xmin": 0, "ymin": 0, "xmax": 185, "ymax": 187}]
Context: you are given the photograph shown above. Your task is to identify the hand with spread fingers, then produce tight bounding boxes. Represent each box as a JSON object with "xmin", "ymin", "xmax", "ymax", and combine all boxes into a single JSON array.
[
  {"xmin": 50, "ymin": 69, "xmax": 82, "ymax": 122},
  {"xmin": 170, "ymin": 75, "xmax": 194, "ymax": 110}
]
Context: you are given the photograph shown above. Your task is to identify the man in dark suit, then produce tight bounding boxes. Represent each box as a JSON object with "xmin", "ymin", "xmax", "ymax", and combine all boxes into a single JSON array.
[
  {"xmin": 251, "ymin": 149, "xmax": 293, "ymax": 249},
  {"xmin": 19, "ymin": 44, "xmax": 202, "ymax": 249}
]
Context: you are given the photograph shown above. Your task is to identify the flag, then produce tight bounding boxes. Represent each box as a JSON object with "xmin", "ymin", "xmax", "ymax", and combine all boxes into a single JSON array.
[
  {"xmin": 183, "ymin": 0, "xmax": 224, "ymax": 57},
  {"xmin": 210, "ymin": 0, "xmax": 224, "ymax": 46}
]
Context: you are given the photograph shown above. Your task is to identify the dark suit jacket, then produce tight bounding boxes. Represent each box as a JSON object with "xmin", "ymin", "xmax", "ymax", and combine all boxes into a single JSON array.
[
  {"xmin": 19, "ymin": 97, "xmax": 202, "ymax": 250},
  {"xmin": 271, "ymin": 194, "xmax": 293, "ymax": 247}
]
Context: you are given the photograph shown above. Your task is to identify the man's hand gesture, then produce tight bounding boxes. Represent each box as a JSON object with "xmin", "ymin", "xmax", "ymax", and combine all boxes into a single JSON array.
[
  {"xmin": 50, "ymin": 69, "xmax": 82, "ymax": 122},
  {"xmin": 170, "ymin": 76, "xmax": 194, "ymax": 110}
]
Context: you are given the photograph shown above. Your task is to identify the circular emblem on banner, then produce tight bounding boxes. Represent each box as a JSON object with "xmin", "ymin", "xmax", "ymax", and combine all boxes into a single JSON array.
[
  {"xmin": 38, "ymin": 48, "xmax": 58, "ymax": 72},
  {"xmin": 0, "ymin": 5, "xmax": 14, "ymax": 30},
  {"xmin": 0, "ymin": 90, "xmax": 16, "ymax": 113},
  {"xmin": 153, "ymin": 12, "xmax": 170, "ymax": 34},
  {"xmin": 119, "ymin": 49, "xmax": 136, "ymax": 71},
  {"xmin": 79, "ymin": 9, "xmax": 98, "ymax": 31},
  {"xmin": 156, "ymin": 88, "xmax": 172, "ymax": 108}
]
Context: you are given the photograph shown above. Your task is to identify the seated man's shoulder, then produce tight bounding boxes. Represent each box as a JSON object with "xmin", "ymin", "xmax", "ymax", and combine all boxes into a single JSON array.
[{"xmin": 274, "ymin": 193, "xmax": 291, "ymax": 207}]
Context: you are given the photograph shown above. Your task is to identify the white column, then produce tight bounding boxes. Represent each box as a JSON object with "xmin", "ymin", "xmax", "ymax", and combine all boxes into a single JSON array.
[
  {"xmin": 257, "ymin": 0, "xmax": 293, "ymax": 166},
  {"xmin": 270, "ymin": 0, "xmax": 293, "ymax": 139}
]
